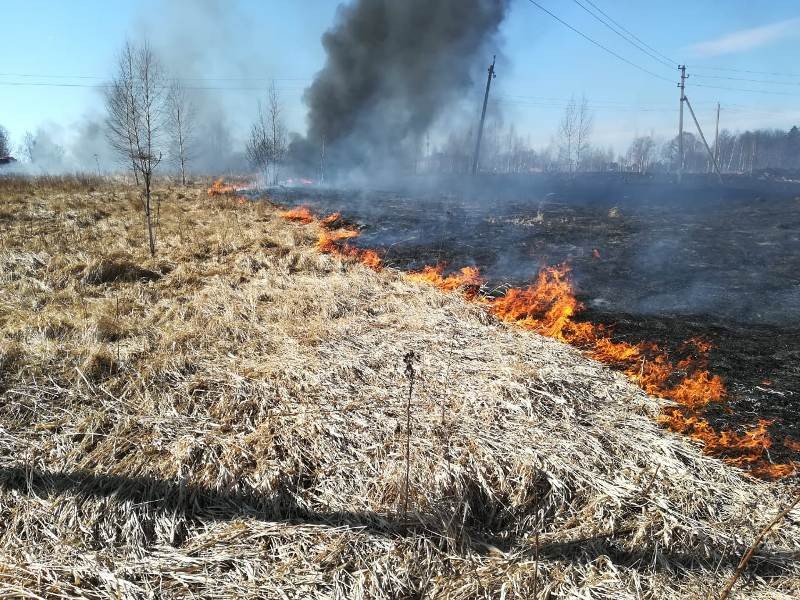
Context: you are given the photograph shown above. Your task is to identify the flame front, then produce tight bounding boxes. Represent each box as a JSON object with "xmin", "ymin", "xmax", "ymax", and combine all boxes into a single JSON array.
[
  {"xmin": 406, "ymin": 265, "xmax": 483, "ymax": 298},
  {"xmin": 207, "ymin": 178, "xmax": 240, "ymax": 196},
  {"xmin": 407, "ymin": 261, "xmax": 796, "ymax": 479},
  {"xmin": 281, "ymin": 210, "xmax": 382, "ymax": 271},
  {"xmin": 279, "ymin": 206, "xmax": 315, "ymax": 224},
  {"xmin": 277, "ymin": 204, "xmax": 797, "ymax": 479}
]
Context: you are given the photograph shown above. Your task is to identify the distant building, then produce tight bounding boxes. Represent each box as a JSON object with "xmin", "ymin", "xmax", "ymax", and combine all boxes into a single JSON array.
[{"xmin": 0, "ymin": 156, "xmax": 17, "ymax": 167}]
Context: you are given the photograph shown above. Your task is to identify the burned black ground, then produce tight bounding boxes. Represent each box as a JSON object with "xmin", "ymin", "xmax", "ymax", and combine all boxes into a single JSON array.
[{"xmin": 266, "ymin": 173, "xmax": 800, "ymax": 465}]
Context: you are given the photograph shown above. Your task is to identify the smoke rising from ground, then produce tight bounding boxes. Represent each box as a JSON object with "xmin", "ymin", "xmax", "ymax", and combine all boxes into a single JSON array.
[
  {"xmin": 139, "ymin": 0, "xmax": 259, "ymax": 174},
  {"xmin": 6, "ymin": 0, "xmax": 259, "ymax": 175},
  {"xmin": 292, "ymin": 0, "xmax": 510, "ymax": 178}
]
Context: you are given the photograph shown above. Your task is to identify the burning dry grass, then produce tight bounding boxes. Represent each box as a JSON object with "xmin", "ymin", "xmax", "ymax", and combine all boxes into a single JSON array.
[
  {"xmin": 0, "ymin": 178, "xmax": 798, "ymax": 598},
  {"xmin": 400, "ymin": 262, "xmax": 799, "ymax": 480}
]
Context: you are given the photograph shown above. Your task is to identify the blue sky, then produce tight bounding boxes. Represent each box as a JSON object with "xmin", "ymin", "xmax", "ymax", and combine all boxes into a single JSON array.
[{"xmin": 2, "ymin": 0, "xmax": 799, "ymax": 154}]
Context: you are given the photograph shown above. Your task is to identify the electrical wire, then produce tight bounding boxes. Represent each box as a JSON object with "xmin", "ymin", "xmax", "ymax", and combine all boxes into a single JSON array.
[
  {"xmin": 581, "ymin": 0, "xmax": 676, "ymax": 65},
  {"xmin": 692, "ymin": 83, "xmax": 800, "ymax": 98},
  {"xmin": 569, "ymin": 0, "xmax": 674, "ymax": 69},
  {"xmin": 0, "ymin": 72, "xmax": 312, "ymax": 82},
  {"xmin": 0, "ymin": 80, "xmax": 307, "ymax": 92},
  {"xmin": 524, "ymin": 0, "xmax": 674, "ymax": 83},
  {"xmin": 692, "ymin": 65, "xmax": 800, "ymax": 79},
  {"xmin": 692, "ymin": 73, "xmax": 800, "ymax": 87}
]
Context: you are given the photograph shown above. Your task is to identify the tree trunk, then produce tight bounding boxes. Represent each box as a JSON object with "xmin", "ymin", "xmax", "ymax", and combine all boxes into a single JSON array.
[
  {"xmin": 131, "ymin": 159, "xmax": 140, "ymax": 185},
  {"xmin": 144, "ymin": 175, "xmax": 156, "ymax": 257},
  {"xmin": 178, "ymin": 132, "xmax": 187, "ymax": 186}
]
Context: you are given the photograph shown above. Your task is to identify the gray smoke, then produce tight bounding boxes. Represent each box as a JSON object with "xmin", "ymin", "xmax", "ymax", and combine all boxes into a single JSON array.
[
  {"xmin": 295, "ymin": 0, "xmax": 510, "ymax": 176},
  {"xmin": 9, "ymin": 0, "xmax": 256, "ymax": 176},
  {"xmin": 139, "ymin": 0, "xmax": 257, "ymax": 174}
]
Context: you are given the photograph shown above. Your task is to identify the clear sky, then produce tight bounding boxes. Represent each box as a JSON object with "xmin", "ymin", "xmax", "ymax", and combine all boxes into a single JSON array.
[{"xmin": 2, "ymin": 0, "xmax": 799, "ymax": 155}]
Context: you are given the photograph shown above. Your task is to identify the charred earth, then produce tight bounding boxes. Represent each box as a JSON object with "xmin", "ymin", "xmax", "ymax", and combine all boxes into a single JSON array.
[{"xmin": 268, "ymin": 173, "xmax": 800, "ymax": 467}]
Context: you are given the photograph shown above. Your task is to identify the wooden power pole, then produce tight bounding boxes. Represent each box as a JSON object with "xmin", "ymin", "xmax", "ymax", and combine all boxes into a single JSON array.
[
  {"xmin": 713, "ymin": 102, "xmax": 721, "ymax": 171},
  {"xmin": 320, "ymin": 137, "xmax": 325, "ymax": 185},
  {"xmin": 471, "ymin": 55, "xmax": 496, "ymax": 176},
  {"xmin": 684, "ymin": 95, "xmax": 723, "ymax": 183},
  {"xmin": 677, "ymin": 65, "xmax": 687, "ymax": 182}
]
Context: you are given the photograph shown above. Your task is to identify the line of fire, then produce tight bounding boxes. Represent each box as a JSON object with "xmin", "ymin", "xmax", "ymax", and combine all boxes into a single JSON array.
[{"xmin": 2, "ymin": 1, "xmax": 800, "ymax": 598}]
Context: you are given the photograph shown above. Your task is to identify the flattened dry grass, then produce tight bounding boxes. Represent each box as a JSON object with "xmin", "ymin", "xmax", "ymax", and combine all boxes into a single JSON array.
[{"xmin": 0, "ymin": 177, "xmax": 798, "ymax": 599}]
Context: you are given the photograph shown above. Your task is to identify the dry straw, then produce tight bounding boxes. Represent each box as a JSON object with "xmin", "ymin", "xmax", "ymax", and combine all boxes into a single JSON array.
[{"xmin": 0, "ymin": 175, "xmax": 797, "ymax": 598}]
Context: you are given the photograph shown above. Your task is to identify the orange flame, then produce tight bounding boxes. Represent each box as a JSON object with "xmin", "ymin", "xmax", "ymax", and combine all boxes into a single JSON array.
[
  {"xmin": 406, "ymin": 265, "xmax": 483, "ymax": 298},
  {"xmin": 316, "ymin": 228, "xmax": 359, "ymax": 252},
  {"xmin": 280, "ymin": 207, "xmax": 381, "ymax": 270},
  {"xmin": 412, "ymin": 261, "xmax": 796, "ymax": 479},
  {"xmin": 488, "ymin": 265, "xmax": 584, "ymax": 340},
  {"xmin": 314, "ymin": 226, "xmax": 383, "ymax": 271},
  {"xmin": 317, "ymin": 230, "xmax": 383, "ymax": 271},
  {"xmin": 207, "ymin": 178, "xmax": 240, "ymax": 196},
  {"xmin": 321, "ymin": 212, "xmax": 342, "ymax": 227},
  {"xmin": 280, "ymin": 206, "xmax": 315, "ymax": 224},
  {"xmin": 275, "ymin": 202, "xmax": 797, "ymax": 478}
]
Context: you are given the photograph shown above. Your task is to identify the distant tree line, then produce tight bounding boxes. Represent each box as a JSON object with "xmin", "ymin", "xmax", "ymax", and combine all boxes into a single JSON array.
[
  {"xmin": 418, "ymin": 100, "xmax": 800, "ymax": 177},
  {"xmin": 3, "ymin": 79, "xmax": 799, "ymax": 183},
  {"xmin": 624, "ymin": 126, "xmax": 800, "ymax": 175},
  {"xmin": 419, "ymin": 96, "xmax": 614, "ymax": 175}
]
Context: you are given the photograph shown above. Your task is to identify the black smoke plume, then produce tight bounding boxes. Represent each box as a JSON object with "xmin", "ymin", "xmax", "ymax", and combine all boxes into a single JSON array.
[{"xmin": 292, "ymin": 0, "xmax": 510, "ymax": 178}]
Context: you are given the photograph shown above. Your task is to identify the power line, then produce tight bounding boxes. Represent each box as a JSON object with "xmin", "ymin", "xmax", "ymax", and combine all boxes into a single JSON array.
[
  {"xmin": 496, "ymin": 100, "xmax": 678, "ymax": 113},
  {"xmin": 692, "ymin": 65, "xmax": 800, "ymax": 79},
  {"xmin": 693, "ymin": 73, "xmax": 800, "ymax": 87},
  {"xmin": 581, "ymin": 0, "xmax": 676, "ymax": 66},
  {"xmin": 495, "ymin": 94, "xmax": 681, "ymax": 112},
  {"xmin": 569, "ymin": 0, "xmax": 674, "ymax": 69},
  {"xmin": 498, "ymin": 93, "xmax": 678, "ymax": 107},
  {"xmin": 692, "ymin": 82, "xmax": 800, "ymax": 98},
  {"xmin": 0, "ymin": 80, "xmax": 307, "ymax": 92},
  {"xmin": 0, "ymin": 72, "xmax": 312, "ymax": 82},
  {"xmin": 524, "ymin": 0, "xmax": 674, "ymax": 83}
]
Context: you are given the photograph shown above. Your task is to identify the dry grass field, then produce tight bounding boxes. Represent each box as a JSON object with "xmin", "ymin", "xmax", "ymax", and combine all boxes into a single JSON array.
[{"xmin": 0, "ymin": 177, "xmax": 798, "ymax": 598}]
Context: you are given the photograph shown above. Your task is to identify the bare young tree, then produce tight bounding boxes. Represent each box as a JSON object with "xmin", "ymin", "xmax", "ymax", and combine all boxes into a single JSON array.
[
  {"xmin": 166, "ymin": 81, "xmax": 195, "ymax": 186},
  {"xmin": 107, "ymin": 43, "xmax": 140, "ymax": 185},
  {"xmin": 626, "ymin": 135, "xmax": 656, "ymax": 173},
  {"xmin": 268, "ymin": 83, "xmax": 286, "ymax": 185},
  {"xmin": 106, "ymin": 40, "xmax": 166, "ymax": 256},
  {"xmin": 245, "ymin": 83, "xmax": 287, "ymax": 185},
  {"xmin": 245, "ymin": 100, "xmax": 271, "ymax": 176},
  {"xmin": 557, "ymin": 96, "xmax": 578, "ymax": 173},
  {"xmin": 575, "ymin": 95, "xmax": 593, "ymax": 170},
  {"xmin": 0, "ymin": 125, "xmax": 10, "ymax": 157}
]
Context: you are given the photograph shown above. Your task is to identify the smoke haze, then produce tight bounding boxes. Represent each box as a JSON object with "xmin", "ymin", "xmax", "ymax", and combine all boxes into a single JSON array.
[{"xmin": 293, "ymin": 0, "xmax": 510, "ymax": 177}]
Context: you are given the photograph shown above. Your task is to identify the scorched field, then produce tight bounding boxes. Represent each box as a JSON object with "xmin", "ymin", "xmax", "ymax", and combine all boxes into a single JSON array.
[{"xmin": 0, "ymin": 175, "xmax": 798, "ymax": 599}]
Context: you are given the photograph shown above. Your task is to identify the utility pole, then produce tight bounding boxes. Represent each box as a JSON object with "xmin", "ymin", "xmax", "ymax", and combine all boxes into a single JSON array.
[
  {"xmin": 684, "ymin": 95, "xmax": 723, "ymax": 183},
  {"xmin": 713, "ymin": 102, "xmax": 720, "ymax": 172},
  {"xmin": 320, "ymin": 137, "xmax": 325, "ymax": 185},
  {"xmin": 677, "ymin": 65, "xmax": 687, "ymax": 182},
  {"xmin": 426, "ymin": 131, "xmax": 430, "ymax": 161},
  {"xmin": 471, "ymin": 55, "xmax": 496, "ymax": 176}
]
